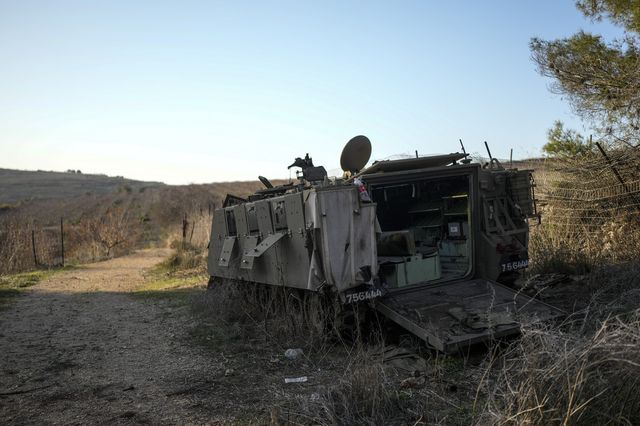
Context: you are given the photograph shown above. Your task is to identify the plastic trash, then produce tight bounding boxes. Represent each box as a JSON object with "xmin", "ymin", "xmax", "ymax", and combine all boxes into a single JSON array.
[
  {"xmin": 284, "ymin": 376, "xmax": 308, "ymax": 384},
  {"xmin": 284, "ymin": 348, "xmax": 304, "ymax": 359},
  {"xmin": 353, "ymin": 178, "xmax": 371, "ymax": 202}
]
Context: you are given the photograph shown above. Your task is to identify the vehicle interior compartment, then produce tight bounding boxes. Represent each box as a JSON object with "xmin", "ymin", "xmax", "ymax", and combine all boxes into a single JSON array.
[{"xmin": 370, "ymin": 175, "xmax": 471, "ymax": 288}]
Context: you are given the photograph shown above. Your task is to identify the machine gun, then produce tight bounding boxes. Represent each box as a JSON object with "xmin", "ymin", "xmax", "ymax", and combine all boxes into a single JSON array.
[{"xmin": 288, "ymin": 153, "xmax": 327, "ymax": 183}]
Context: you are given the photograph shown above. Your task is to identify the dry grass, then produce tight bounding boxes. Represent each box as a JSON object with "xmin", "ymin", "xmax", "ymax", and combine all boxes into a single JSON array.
[
  {"xmin": 476, "ymin": 312, "xmax": 640, "ymax": 426},
  {"xmin": 160, "ymin": 244, "xmax": 207, "ymax": 274},
  {"xmin": 158, "ymin": 208, "xmax": 213, "ymax": 275},
  {"xmin": 476, "ymin": 152, "xmax": 640, "ymax": 425},
  {"xmin": 194, "ymin": 280, "xmax": 338, "ymax": 351},
  {"xmin": 292, "ymin": 342, "xmax": 482, "ymax": 425},
  {"xmin": 528, "ymin": 214, "xmax": 640, "ymax": 275},
  {"xmin": 312, "ymin": 356, "xmax": 402, "ymax": 425},
  {"xmin": 148, "ymin": 253, "xmax": 640, "ymax": 425},
  {"xmin": 523, "ymin": 150, "xmax": 640, "ymax": 275},
  {"xmin": 189, "ymin": 278, "xmax": 482, "ymax": 425},
  {"xmin": 528, "ymin": 222, "xmax": 592, "ymax": 275},
  {"xmin": 195, "ymin": 282, "xmax": 395, "ymax": 424}
]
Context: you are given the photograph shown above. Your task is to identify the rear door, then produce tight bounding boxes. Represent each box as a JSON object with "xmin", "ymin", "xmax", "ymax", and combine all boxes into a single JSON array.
[{"xmin": 375, "ymin": 279, "xmax": 563, "ymax": 353}]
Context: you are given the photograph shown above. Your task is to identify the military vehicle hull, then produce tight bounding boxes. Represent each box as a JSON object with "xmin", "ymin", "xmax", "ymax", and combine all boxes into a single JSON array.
[
  {"xmin": 208, "ymin": 186, "xmax": 378, "ymax": 295},
  {"xmin": 207, "ymin": 150, "xmax": 563, "ymax": 352}
]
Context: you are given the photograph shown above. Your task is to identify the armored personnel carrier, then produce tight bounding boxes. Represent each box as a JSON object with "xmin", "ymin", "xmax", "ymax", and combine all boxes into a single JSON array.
[{"xmin": 207, "ymin": 136, "xmax": 562, "ymax": 353}]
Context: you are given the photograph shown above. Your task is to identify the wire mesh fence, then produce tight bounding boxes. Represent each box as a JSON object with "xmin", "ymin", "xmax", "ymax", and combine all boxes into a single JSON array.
[
  {"xmin": 519, "ymin": 145, "xmax": 640, "ymax": 270},
  {"xmin": 0, "ymin": 210, "xmax": 137, "ymax": 275},
  {"xmin": 0, "ymin": 220, "xmax": 64, "ymax": 274}
]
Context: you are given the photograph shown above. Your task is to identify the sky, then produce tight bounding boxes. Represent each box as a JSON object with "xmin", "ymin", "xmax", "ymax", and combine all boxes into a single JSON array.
[{"xmin": 0, "ymin": 1, "xmax": 624, "ymax": 184}]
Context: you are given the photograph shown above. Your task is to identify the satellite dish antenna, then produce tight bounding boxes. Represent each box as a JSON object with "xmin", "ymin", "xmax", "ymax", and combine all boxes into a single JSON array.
[{"xmin": 340, "ymin": 135, "xmax": 372, "ymax": 173}]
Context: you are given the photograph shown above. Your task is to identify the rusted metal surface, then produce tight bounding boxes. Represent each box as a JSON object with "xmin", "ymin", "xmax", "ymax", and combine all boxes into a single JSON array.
[{"xmin": 376, "ymin": 279, "xmax": 564, "ymax": 353}]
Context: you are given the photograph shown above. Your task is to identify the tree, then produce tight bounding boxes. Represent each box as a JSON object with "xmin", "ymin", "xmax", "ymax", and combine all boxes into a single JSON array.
[
  {"xmin": 89, "ymin": 207, "xmax": 132, "ymax": 257},
  {"xmin": 543, "ymin": 120, "xmax": 593, "ymax": 157},
  {"xmin": 530, "ymin": 1, "xmax": 640, "ymax": 147}
]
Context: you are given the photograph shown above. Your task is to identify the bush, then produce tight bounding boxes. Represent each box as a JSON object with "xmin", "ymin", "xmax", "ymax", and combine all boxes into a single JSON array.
[{"xmin": 161, "ymin": 247, "xmax": 206, "ymax": 273}]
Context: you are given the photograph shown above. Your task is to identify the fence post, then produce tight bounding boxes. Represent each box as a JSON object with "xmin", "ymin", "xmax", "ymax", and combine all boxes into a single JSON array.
[
  {"xmin": 60, "ymin": 217, "xmax": 65, "ymax": 267},
  {"xmin": 595, "ymin": 141, "xmax": 629, "ymax": 192},
  {"xmin": 182, "ymin": 213, "xmax": 188, "ymax": 249},
  {"xmin": 595, "ymin": 140, "xmax": 640, "ymax": 216},
  {"xmin": 189, "ymin": 219, "xmax": 195, "ymax": 244},
  {"xmin": 31, "ymin": 230, "xmax": 38, "ymax": 267}
]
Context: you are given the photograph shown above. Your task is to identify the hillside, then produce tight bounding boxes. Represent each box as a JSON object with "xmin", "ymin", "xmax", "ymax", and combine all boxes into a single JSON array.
[
  {"xmin": 0, "ymin": 167, "xmax": 286, "ymax": 225},
  {"xmin": 0, "ymin": 168, "xmax": 288, "ymax": 273},
  {"xmin": 0, "ymin": 168, "xmax": 165, "ymax": 205}
]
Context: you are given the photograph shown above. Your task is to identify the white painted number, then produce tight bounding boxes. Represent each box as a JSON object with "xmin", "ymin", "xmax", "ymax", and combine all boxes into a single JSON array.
[
  {"xmin": 346, "ymin": 289, "xmax": 383, "ymax": 304},
  {"xmin": 501, "ymin": 259, "xmax": 529, "ymax": 272}
]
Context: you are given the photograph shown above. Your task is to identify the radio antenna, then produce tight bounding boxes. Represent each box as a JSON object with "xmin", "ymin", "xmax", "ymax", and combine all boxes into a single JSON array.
[
  {"xmin": 459, "ymin": 139, "xmax": 467, "ymax": 155},
  {"xmin": 484, "ymin": 141, "xmax": 494, "ymax": 162}
]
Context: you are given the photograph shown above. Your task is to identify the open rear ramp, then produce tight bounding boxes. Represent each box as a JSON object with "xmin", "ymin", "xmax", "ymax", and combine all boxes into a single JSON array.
[{"xmin": 375, "ymin": 279, "xmax": 564, "ymax": 353}]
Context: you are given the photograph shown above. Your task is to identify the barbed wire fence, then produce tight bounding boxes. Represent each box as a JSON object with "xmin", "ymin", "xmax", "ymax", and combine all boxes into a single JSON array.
[{"xmin": 519, "ymin": 144, "xmax": 640, "ymax": 270}]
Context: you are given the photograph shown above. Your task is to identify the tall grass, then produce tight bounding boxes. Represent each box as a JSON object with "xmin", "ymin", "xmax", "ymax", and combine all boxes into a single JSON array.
[
  {"xmin": 525, "ymin": 151, "xmax": 640, "ymax": 275},
  {"xmin": 311, "ymin": 352, "xmax": 404, "ymax": 425},
  {"xmin": 194, "ymin": 280, "xmax": 341, "ymax": 351},
  {"xmin": 479, "ymin": 151, "xmax": 640, "ymax": 425},
  {"xmin": 157, "ymin": 208, "xmax": 214, "ymax": 275},
  {"xmin": 528, "ymin": 214, "xmax": 640, "ymax": 275},
  {"xmin": 477, "ymin": 312, "xmax": 640, "ymax": 425}
]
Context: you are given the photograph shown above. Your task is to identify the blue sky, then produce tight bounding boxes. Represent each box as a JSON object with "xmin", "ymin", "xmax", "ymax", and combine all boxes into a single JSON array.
[{"xmin": 0, "ymin": 1, "xmax": 623, "ymax": 184}]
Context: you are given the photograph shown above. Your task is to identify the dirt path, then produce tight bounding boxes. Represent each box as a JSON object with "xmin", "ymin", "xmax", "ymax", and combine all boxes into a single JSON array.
[{"xmin": 0, "ymin": 249, "xmax": 223, "ymax": 425}]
